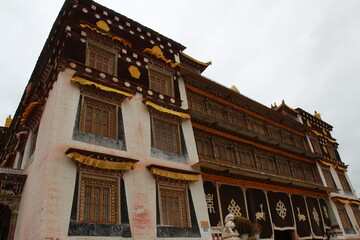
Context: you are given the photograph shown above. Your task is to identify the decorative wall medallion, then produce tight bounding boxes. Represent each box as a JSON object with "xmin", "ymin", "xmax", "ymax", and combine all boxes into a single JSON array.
[
  {"xmin": 255, "ymin": 204, "xmax": 266, "ymax": 221},
  {"xmin": 128, "ymin": 65, "xmax": 141, "ymax": 79},
  {"xmin": 227, "ymin": 199, "xmax": 242, "ymax": 217},
  {"xmin": 296, "ymin": 207, "xmax": 306, "ymax": 222},
  {"xmin": 96, "ymin": 20, "xmax": 110, "ymax": 31},
  {"xmin": 276, "ymin": 200, "xmax": 287, "ymax": 219},
  {"xmin": 206, "ymin": 193, "xmax": 216, "ymax": 213},
  {"xmin": 312, "ymin": 207, "xmax": 320, "ymax": 226}
]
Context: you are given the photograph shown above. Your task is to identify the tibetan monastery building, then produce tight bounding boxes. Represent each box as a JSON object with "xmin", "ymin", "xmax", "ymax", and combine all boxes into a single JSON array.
[{"xmin": 0, "ymin": 0, "xmax": 359, "ymax": 239}]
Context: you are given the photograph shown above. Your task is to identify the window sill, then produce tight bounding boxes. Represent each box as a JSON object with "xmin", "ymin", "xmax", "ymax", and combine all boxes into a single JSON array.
[
  {"xmin": 151, "ymin": 148, "xmax": 188, "ymax": 163},
  {"xmin": 157, "ymin": 226, "xmax": 201, "ymax": 238},
  {"xmin": 68, "ymin": 221, "xmax": 131, "ymax": 237},
  {"xmin": 73, "ymin": 130, "xmax": 126, "ymax": 151}
]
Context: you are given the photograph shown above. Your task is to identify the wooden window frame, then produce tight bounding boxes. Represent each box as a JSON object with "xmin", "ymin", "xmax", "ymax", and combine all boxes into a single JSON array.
[
  {"xmin": 338, "ymin": 172, "xmax": 352, "ymax": 195},
  {"xmin": 86, "ymin": 42, "xmax": 117, "ymax": 75},
  {"xmin": 158, "ymin": 183, "xmax": 191, "ymax": 227},
  {"xmin": 322, "ymin": 168, "xmax": 337, "ymax": 189},
  {"xmin": 148, "ymin": 65, "xmax": 174, "ymax": 97},
  {"xmin": 77, "ymin": 171, "xmax": 120, "ymax": 224},
  {"xmin": 351, "ymin": 205, "xmax": 360, "ymax": 228},
  {"xmin": 151, "ymin": 116, "xmax": 181, "ymax": 154},
  {"xmin": 80, "ymin": 96, "xmax": 117, "ymax": 139},
  {"xmin": 336, "ymin": 203, "xmax": 354, "ymax": 234}
]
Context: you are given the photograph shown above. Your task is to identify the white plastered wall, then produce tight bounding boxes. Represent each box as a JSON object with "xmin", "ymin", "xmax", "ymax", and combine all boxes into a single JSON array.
[{"xmin": 14, "ymin": 67, "xmax": 211, "ymax": 240}]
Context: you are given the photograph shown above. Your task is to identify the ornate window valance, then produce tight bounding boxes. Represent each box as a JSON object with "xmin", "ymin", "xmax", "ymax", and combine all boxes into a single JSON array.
[
  {"xmin": 332, "ymin": 197, "xmax": 360, "ymax": 206},
  {"xmin": 70, "ymin": 76, "xmax": 133, "ymax": 99},
  {"xmin": 148, "ymin": 164, "xmax": 199, "ymax": 182},
  {"xmin": 66, "ymin": 148, "xmax": 137, "ymax": 171},
  {"xmin": 145, "ymin": 101, "xmax": 191, "ymax": 120}
]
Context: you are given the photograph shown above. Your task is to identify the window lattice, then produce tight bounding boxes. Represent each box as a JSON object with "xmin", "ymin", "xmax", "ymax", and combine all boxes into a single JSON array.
[
  {"xmin": 78, "ymin": 173, "xmax": 119, "ymax": 224},
  {"xmin": 81, "ymin": 97, "xmax": 117, "ymax": 139},
  {"xmin": 86, "ymin": 44, "xmax": 116, "ymax": 75},
  {"xmin": 338, "ymin": 173, "xmax": 352, "ymax": 193},
  {"xmin": 322, "ymin": 168, "xmax": 337, "ymax": 189},
  {"xmin": 351, "ymin": 205, "xmax": 360, "ymax": 228},
  {"xmin": 336, "ymin": 203, "xmax": 354, "ymax": 233},
  {"xmin": 159, "ymin": 185, "xmax": 190, "ymax": 227},
  {"xmin": 149, "ymin": 68, "xmax": 173, "ymax": 96},
  {"xmin": 152, "ymin": 117, "xmax": 180, "ymax": 154}
]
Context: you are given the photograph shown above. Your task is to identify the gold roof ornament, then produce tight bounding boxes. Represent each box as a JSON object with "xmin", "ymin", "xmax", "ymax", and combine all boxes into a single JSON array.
[
  {"xmin": 230, "ymin": 85, "xmax": 240, "ymax": 94},
  {"xmin": 143, "ymin": 46, "xmax": 180, "ymax": 68},
  {"xmin": 314, "ymin": 111, "xmax": 322, "ymax": 120},
  {"xmin": 96, "ymin": 20, "xmax": 110, "ymax": 32},
  {"xmin": 5, "ymin": 115, "xmax": 12, "ymax": 128}
]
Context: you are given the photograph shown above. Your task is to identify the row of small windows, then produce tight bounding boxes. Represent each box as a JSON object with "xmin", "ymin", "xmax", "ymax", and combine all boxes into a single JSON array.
[
  {"xmin": 76, "ymin": 95, "xmax": 182, "ymax": 156},
  {"xmin": 73, "ymin": 169, "xmax": 193, "ymax": 229},
  {"xmin": 85, "ymin": 42, "xmax": 175, "ymax": 97}
]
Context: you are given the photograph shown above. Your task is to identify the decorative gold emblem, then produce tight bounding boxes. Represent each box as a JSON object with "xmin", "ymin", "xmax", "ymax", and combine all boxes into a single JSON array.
[
  {"xmin": 255, "ymin": 204, "xmax": 266, "ymax": 221},
  {"xmin": 128, "ymin": 65, "xmax": 141, "ymax": 79},
  {"xmin": 296, "ymin": 207, "xmax": 306, "ymax": 222},
  {"xmin": 96, "ymin": 20, "xmax": 110, "ymax": 31},
  {"xmin": 276, "ymin": 200, "xmax": 287, "ymax": 219},
  {"xmin": 228, "ymin": 199, "xmax": 242, "ymax": 217},
  {"xmin": 206, "ymin": 193, "xmax": 216, "ymax": 213},
  {"xmin": 312, "ymin": 207, "xmax": 320, "ymax": 226}
]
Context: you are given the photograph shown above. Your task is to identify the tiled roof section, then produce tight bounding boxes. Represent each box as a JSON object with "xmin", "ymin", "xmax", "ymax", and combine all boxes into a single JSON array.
[{"xmin": 0, "ymin": 167, "xmax": 26, "ymax": 176}]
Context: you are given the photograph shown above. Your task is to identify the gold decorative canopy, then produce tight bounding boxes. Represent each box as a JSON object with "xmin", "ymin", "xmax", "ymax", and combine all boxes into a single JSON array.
[
  {"xmin": 149, "ymin": 166, "xmax": 199, "ymax": 182},
  {"xmin": 70, "ymin": 77, "xmax": 133, "ymax": 99},
  {"xmin": 145, "ymin": 101, "xmax": 191, "ymax": 119},
  {"xmin": 66, "ymin": 152, "xmax": 136, "ymax": 171}
]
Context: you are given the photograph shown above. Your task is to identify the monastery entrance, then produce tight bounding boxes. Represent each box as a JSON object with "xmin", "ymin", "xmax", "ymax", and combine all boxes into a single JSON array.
[
  {"xmin": 274, "ymin": 230, "xmax": 295, "ymax": 240},
  {"xmin": 0, "ymin": 204, "xmax": 11, "ymax": 239}
]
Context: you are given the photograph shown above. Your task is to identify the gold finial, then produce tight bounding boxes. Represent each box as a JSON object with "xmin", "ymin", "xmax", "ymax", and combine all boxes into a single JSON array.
[
  {"xmin": 230, "ymin": 85, "xmax": 240, "ymax": 94},
  {"xmin": 314, "ymin": 111, "xmax": 322, "ymax": 120},
  {"xmin": 5, "ymin": 115, "xmax": 12, "ymax": 128}
]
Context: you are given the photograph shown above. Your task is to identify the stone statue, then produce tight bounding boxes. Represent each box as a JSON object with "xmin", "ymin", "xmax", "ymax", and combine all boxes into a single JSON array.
[{"xmin": 223, "ymin": 213, "xmax": 235, "ymax": 234}]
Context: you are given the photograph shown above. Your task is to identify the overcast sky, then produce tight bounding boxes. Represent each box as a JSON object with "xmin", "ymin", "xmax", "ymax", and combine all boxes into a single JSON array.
[{"xmin": 1, "ymin": 0, "xmax": 360, "ymax": 193}]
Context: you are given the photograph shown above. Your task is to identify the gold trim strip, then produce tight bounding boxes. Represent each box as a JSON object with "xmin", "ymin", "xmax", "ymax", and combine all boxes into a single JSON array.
[
  {"xmin": 319, "ymin": 160, "xmax": 347, "ymax": 172},
  {"xmin": 70, "ymin": 77, "xmax": 133, "ymax": 99},
  {"xmin": 66, "ymin": 152, "xmax": 135, "ymax": 170},
  {"xmin": 145, "ymin": 101, "xmax": 191, "ymax": 119},
  {"xmin": 150, "ymin": 167, "xmax": 199, "ymax": 181},
  {"xmin": 79, "ymin": 24, "xmax": 131, "ymax": 48},
  {"xmin": 180, "ymin": 51, "xmax": 212, "ymax": 66}
]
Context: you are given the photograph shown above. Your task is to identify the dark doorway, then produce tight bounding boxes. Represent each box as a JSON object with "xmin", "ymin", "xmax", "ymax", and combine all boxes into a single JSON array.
[
  {"xmin": 0, "ymin": 204, "xmax": 11, "ymax": 240},
  {"xmin": 274, "ymin": 230, "xmax": 294, "ymax": 240}
]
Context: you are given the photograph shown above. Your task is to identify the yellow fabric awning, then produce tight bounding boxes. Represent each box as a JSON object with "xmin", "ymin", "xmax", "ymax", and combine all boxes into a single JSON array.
[
  {"xmin": 319, "ymin": 160, "xmax": 347, "ymax": 172},
  {"xmin": 66, "ymin": 152, "xmax": 135, "ymax": 171},
  {"xmin": 150, "ymin": 167, "xmax": 199, "ymax": 182},
  {"xmin": 145, "ymin": 101, "xmax": 191, "ymax": 119},
  {"xmin": 70, "ymin": 77, "xmax": 133, "ymax": 99},
  {"xmin": 332, "ymin": 197, "xmax": 360, "ymax": 206},
  {"xmin": 79, "ymin": 24, "xmax": 131, "ymax": 48}
]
